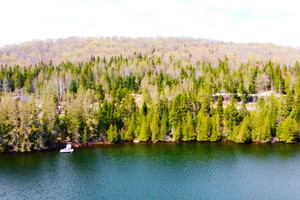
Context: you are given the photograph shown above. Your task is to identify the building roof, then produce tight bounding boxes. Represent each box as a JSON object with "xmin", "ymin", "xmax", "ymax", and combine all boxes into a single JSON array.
[{"xmin": 15, "ymin": 95, "xmax": 30, "ymax": 103}]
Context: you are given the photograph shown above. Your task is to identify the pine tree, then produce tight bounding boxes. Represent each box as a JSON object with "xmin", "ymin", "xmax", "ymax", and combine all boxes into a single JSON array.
[
  {"xmin": 210, "ymin": 114, "xmax": 222, "ymax": 142},
  {"xmin": 252, "ymin": 110, "xmax": 264, "ymax": 142},
  {"xmin": 24, "ymin": 75, "xmax": 34, "ymax": 93},
  {"xmin": 277, "ymin": 98, "xmax": 286, "ymax": 123},
  {"xmin": 141, "ymin": 101, "xmax": 148, "ymax": 116},
  {"xmin": 41, "ymin": 89, "xmax": 59, "ymax": 146},
  {"xmin": 201, "ymin": 96, "xmax": 211, "ymax": 115},
  {"xmin": 151, "ymin": 111, "xmax": 160, "ymax": 142},
  {"xmin": 224, "ymin": 99, "xmax": 242, "ymax": 136},
  {"xmin": 96, "ymin": 83, "xmax": 105, "ymax": 101},
  {"xmin": 3, "ymin": 93, "xmax": 21, "ymax": 151},
  {"xmin": 235, "ymin": 116, "xmax": 252, "ymax": 143},
  {"xmin": 159, "ymin": 110, "xmax": 169, "ymax": 140},
  {"xmin": 216, "ymin": 95, "xmax": 223, "ymax": 121},
  {"xmin": 119, "ymin": 128, "xmax": 125, "ymax": 141},
  {"xmin": 277, "ymin": 116, "xmax": 298, "ymax": 143},
  {"xmin": 268, "ymin": 94, "xmax": 279, "ymax": 135},
  {"xmin": 261, "ymin": 117, "xmax": 272, "ymax": 143},
  {"xmin": 14, "ymin": 71, "xmax": 23, "ymax": 89},
  {"xmin": 291, "ymin": 94, "xmax": 300, "ymax": 123},
  {"xmin": 157, "ymin": 71, "xmax": 164, "ymax": 91},
  {"xmin": 182, "ymin": 111, "xmax": 195, "ymax": 141},
  {"xmin": 239, "ymin": 99, "xmax": 249, "ymax": 119},
  {"xmin": 123, "ymin": 93, "xmax": 136, "ymax": 119},
  {"xmin": 197, "ymin": 114, "xmax": 211, "ymax": 141},
  {"xmin": 285, "ymin": 90, "xmax": 294, "ymax": 113},
  {"xmin": 169, "ymin": 95, "xmax": 181, "ymax": 127},
  {"xmin": 278, "ymin": 91, "xmax": 294, "ymax": 123},
  {"xmin": 139, "ymin": 116, "xmax": 150, "ymax": 142},
  {"xmin": 69, "ymin": 80, "xmax": 78, "ymax": 94},
  {"xmin": 125, "ymin": 114, "xmax": 135, "ymax": 141},
  {"xmin": 107, "ymin": 124, "xmax": 119, "ymax": 143},
  {"xmin": 173, "ymin": 122, "xmax": 182, "ymax": 142}
]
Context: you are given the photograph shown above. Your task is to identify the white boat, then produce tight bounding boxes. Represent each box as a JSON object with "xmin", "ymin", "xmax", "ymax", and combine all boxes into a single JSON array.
[{"xmin": 60, "ymin": 143, "xmax": 74, "ymax": 153}]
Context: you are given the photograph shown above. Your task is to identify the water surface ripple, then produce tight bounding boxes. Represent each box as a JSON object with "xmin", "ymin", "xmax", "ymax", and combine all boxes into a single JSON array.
[{"xmin": 0, "ymin": 142, "xmax": 299, "ymax": 200}]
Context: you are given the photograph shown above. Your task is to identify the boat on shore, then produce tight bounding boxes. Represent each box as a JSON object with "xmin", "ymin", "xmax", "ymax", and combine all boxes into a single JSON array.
[{"xmin": 60, "ymin": 143, "xmax": 74, "ymax": 153}]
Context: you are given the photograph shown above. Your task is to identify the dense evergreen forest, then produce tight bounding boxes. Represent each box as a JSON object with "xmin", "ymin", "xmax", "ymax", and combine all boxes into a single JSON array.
[{"xmin": 0, "ymin": 52, "xmax": 300, "ymax": 152}]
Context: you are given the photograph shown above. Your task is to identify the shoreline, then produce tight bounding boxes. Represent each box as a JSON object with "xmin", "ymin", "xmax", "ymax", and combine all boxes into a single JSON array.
[{"xmin": 1, "ymin": 139, "xmax": 298, "ymax": 154}]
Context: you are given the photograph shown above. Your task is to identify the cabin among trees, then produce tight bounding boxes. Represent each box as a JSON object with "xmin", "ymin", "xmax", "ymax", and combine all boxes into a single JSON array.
[{"xmin": 15, "ymin": 95, "xmax": 30, "ymax": 103}]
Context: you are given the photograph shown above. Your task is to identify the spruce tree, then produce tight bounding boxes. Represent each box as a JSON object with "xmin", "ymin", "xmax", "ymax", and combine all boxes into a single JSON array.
[
  {"xmin": 277, "ymin": 116, "xmax": 298, "ymax": 143},
  {"xmin": 291, "ymin": 94, "xmax": 300, "ymax": 123},
  {"xmin": 24, "ymin": 75, "xmax": 34, "ymax": 93},
  {"xmin": 224, "ymin": 99, "xmax": 242, "ymax": 135},
  {"xmin": 107, "ymin": 124, "xmax": 119, "ymax": 143},
  {"xmin": 252, "ymin": 110, "xmax": 264, "ymax": 142},
  {"xmin": 197, "ymin": 114, "xmax": 211, "ymax": 141},
  {"xmin": 125, "ymin": 114, "xmax": 135, "ymax": 141},
  {"xmin": 173, "ymin": 122, "xmax": 182, "ymax": 142},
  {"xmin": 210, "ymin": 114, "xmax": 222, "ymax": 142},
  {"xmin": 201, "ymin": 97, "xmax": 211, "ymax": 115},
  {"xmin": 169, "ymin": 95, "xmax": 181, "ymax": 127},
  {"xmin": 139, "ymin": 116, "xmax": 150, "ymax": 142},
  {"xmin": 96, "ymin": 83, "xmax": 105, "ymax": 101},
  {"xmin": 235, "ymin": 116, "xmax": 252, "ymax": 143},
  {"xmin": 141, "ymin": 101, "xmax": 148, "ymax": 116},
  {"xmin": 182, "ymin": 111, "xmax": 195, "ymax": 141},
  {"xmin": 151, "ymin": 112, "xmax": 160, "ymax": 142},
  {"xmin": 268, "ymin": 94, "xmax": 279, "ymax": 135},
  {"xmin": 216, "ymin": 95, "xmax": 223, "ymax": 121},
  {"xmin": 159, "ymin": 110, "xmax": 169, "ymax": 140},
  {"xmin": 261, "ymin": 117, "xmax": 272, "ymax": 143}
]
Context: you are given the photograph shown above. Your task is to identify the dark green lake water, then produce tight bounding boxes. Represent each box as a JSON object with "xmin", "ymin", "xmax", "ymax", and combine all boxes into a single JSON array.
[{"xmin": 0, "ymin": 142, "xmax": 299, "ymax": 200}]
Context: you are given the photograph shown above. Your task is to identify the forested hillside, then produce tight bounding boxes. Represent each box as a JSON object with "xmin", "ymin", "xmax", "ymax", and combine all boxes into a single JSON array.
[
  {"xmin": 1, "ymin": 37, "xmax": 300, "ymax": 67},
  {"xmin": 0, "ymin": 42, "xmax": 300, "ymax": 152}
]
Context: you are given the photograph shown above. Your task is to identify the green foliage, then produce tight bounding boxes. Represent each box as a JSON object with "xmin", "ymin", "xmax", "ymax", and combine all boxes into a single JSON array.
[
  {"xmin": 139, "ymin": 116, "xmax": 150, "ymax": 142},
  {"xmin": 261, "ymin": 117, "xmax": 272, "ymax": 143},
  {"xmin": 290, "ymin": 94, "xmax": 300, "ymax": 123},
  {"xmin": 201, "ymin": 97, "xmax": 211, "ymax": 115},
  {"xmin": 141, "ymin": 101, "xmax": 148, "ymax": 116},
  {"xmin": 210, "ymin": 114, "xmax": 222, "ymax": 142},
  {"xmin": 235, "ymin": 116, "xmax": 252, "ymax": 143},
  {"xmin": 173, "ymin": 122, "xmax": 182, "ymax": 142},
  {"xmin": 197, "ymin": 114, "xmax": 212, "ymax": 141},
  {"xmin": 0, "ymin": 53, "xmax": 300, "ymax": 152},
  {"xmin": 169, "ymin": 94, "xmax": 182, "ymax": 127},
  {"xmin": 182, "ymin": 111, "xmax": 195, "ymax": 141},
  {"xmin": 125, "ymin": 114, "xmax": 135, "ymax": 141},
  {"xmin": 251, "ymin": 108, "xmax": 272, "ymax": 143},
  {"xmin": 268, "ymin": 94, "xmax": 279, "ymax": 134},
  {"xmin": 96, "ymin": 83, "xmax": 105, "ymax": 101},
  {"xmin": 151, "ymin": 112, "xmax": 160, "ymax": 142},
  {"xmin": 70, "ymin": 80, "xmax": 78, "ymax": 94},
  {"xmin": 159, "ymin": 108, "xmax": 169, "ymax": 140},
  {"xmin": 277, "ymin": 117, "xmax": 298, "ymax": 143},
  {"xmin": 224, "ymin": 99, "xmax": 242, "ymax": 134},
  {"xmin": 123, "ymin": 93, "xmax": 136, "ymax": 118},
  {"xmin": 107, "ymin": 124, "xmax": 119, "ymax": 143},
  {"xmin": 216, "ymin": 96, "xmax": 223, "ymax": 119},
  {"xmin": 24, "ymin": 75, "xmax": 34, "ymax": 93}
]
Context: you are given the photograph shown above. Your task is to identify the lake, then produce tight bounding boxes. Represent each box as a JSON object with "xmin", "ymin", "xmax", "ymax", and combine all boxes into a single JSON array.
[{"xmin": 0, "ymin": 142, "xmax": 299, "ymax": 200}]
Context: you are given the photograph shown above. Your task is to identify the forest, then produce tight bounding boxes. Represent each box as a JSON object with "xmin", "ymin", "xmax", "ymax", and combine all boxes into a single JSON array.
[
  {"xmin": 0, "ymin": 49, "xmax": 300, "ymax": 152},
  {"xmin": 1, "ymin": 37, "xmax": 300, "ymax": 67}
]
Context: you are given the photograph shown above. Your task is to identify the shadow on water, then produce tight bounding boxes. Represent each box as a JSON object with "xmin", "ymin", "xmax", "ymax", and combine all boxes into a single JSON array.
[
  {"xmin": 0, "ymin": 142, "xmax": 299, "ymax": 200},
  {"xmin": 76, "ymin": 142, "xmax": 299, "ymax": 161}
]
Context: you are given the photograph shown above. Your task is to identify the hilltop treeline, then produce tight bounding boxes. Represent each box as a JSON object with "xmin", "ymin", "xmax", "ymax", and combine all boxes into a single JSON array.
[
  {"xmin": 0, "ymin": 53, "xmax": 300, "ymax": 152},
  {"xmin": 1, "ymin": 37, "xmax": 300, "ymax": 67}
]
